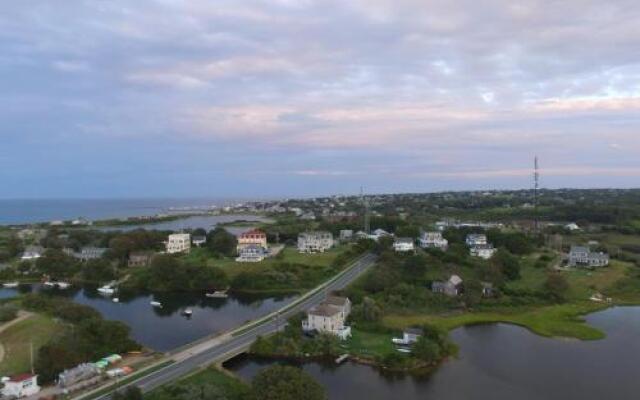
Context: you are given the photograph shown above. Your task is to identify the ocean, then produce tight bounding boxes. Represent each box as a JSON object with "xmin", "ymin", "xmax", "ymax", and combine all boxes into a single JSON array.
[{"xmin": 0, "ymin": 198, "xmax": 246, "ymax": 225}]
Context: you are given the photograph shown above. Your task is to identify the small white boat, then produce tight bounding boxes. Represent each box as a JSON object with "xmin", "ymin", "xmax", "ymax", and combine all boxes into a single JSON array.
[
  {"xmin": 43, "ymin": 281, "xmax": 56, "ymax": 288},
  {"xmin": 150, "ymin": 301, "xmax": 162, "ymax": 308},
  {"xmin": 56, "ymin": 282, "xmax": 71, "ymax": 289},
  {"xmin": 2, "ymin": 282, "xmax": 19, "ymax": 288},
  {"xmin": 98, "ymin": 286, "xmax": 116, "ymax": 295},
  {"xmin": 112, "ymin": 298, "xmax": 120, "ymax": 303},
  {"xmin": 396, "ymin": 348, "xmax": 412, "ymax": 354},
  {"xmin": 182, "ymin": 309, "xmax": 193, "ymax": 317},
  {"xmin": 205, "ymin": 290, "xmax": 229, "ymax": 298}
]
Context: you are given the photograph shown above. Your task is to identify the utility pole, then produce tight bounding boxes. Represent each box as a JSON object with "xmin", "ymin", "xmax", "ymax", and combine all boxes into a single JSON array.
[
  {"xmin": 30, "ymin": 341, "xmax": 34, "ymax": 375},
  {"xmin": 534, "ymin": 156, "xmax": 540, "ymax": 233}
]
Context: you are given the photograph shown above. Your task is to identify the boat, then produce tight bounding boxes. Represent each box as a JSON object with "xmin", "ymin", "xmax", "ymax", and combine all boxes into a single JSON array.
[
  {"xmin": 335, "ymin": 354, "xmax": 349, "ymax": 364},
  {"xmin": 98, "ymin": 285, "xmax": 116, "ymax": 295},
  {"xmin": 150, "ymin": 301, "xmax": 162, "ymax": 308},
  {"xmin": 56, "ymin": 282, "xmax": 71, "ymax": 289},
  {"xmin": 112, "ymin": 298, "xmax": 120, "ymax": 303},
  {"xmin": 43, "ymin": 281, "xmax": 56, "ymax": 288},
  {"xmin": 2, "ymin": 282, "xmax": 19, "ymax": 288},
  {"xmin": 182, "ymin": 309, "xmax": 193, "ymax": 317},
  {"xmin": 205, "ymin": 290, "xmax": 229, "ymax": 298}
]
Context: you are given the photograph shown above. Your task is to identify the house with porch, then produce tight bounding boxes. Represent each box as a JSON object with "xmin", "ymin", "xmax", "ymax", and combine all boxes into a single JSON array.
[{"xmin": 302, "ymin": 296, "xmax": 352, "ymax": 340}]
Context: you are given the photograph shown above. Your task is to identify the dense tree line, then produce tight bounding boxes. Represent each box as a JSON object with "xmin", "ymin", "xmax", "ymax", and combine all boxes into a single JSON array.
[{"xmin": 22, "ymin": 294, "xmax": 140, "ymax": 383}]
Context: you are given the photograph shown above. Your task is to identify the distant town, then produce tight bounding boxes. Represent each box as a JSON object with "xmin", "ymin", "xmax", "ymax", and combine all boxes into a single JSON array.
[{"xmin": 1, "ymin": 188, "xmax": 639, "ymax": 399}]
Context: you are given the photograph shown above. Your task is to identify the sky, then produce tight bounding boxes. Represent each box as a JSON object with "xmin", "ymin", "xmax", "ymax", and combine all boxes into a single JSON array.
[{"xmin": 1, "ymin": 0, "xmax": 639, "ymax": 199}]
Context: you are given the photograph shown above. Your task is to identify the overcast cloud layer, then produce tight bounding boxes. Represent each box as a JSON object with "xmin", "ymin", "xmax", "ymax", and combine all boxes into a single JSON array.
[{"xmin": 1, "ymin": 0, "xmax": 639, "ymax": 198}]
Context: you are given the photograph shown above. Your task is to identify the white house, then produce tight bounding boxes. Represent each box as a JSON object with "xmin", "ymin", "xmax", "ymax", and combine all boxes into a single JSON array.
[
  {"xmin": 20, "ymin": 246, "xmax": 43, "ymax": 261},
  {"xmin": 370, "ymin": 228, "xmax": 392, "ymax": 241},
  {"xmin": 565, "ymin": 223, "xmax": 581, "ymax": 231},
  {"xmin": 418, "ymin": 232, "xmax": 448, "ymax": 250},
  {"xmin": 236, "ymin": 245, "xmax": 268, "ymax": 262},
  {"xmin": 339, "ymin": 230, "xmax": 354, "ymax": 242},
  {"xmin": 392, "ymin": 327, "xmax": 424, "ymax": 345},
  {"xmin": 302, "ymin": 296, "xmax": 352, "ymax": 340},
  {"xmin": 470, "ymin": 244, "xmax": 497, "ymax": 259},
  {"xmin": 393, "ymin": 238, "xmax": 415, "ymax": 252},
  {"xmin": 298, "ymin": 231, "xmax": 334, "ymax": 253},
  {"xmin": 1, "ymin": 374, "xmax": 40, "ymax": 398},
  {"xmin": 165, "ymin": 233, "xmax": 191, "ymax": 254},
  {"xmin": 568, "ymin": 246, "xmax": 609, "ymax": 267},
  {"xmin": 466, "ymin": 234, "xmax": 488, "ymax": 247}
]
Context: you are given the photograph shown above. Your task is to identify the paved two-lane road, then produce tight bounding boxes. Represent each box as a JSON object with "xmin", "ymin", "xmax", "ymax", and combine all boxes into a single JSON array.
[{"xmin": 84, "ymin": 252, "xmax": 378, "ymax": 400}]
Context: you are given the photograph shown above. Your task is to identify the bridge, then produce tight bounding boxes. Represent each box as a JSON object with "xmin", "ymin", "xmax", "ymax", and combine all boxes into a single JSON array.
[{"xmin": 76, "ymin": 252, "xmax": 378, "ymax": 400}]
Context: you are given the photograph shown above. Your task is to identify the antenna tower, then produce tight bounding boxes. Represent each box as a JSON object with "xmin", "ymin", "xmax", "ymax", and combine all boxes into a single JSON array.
[{"xmin": 534, "ymin": 156, "xmax": 540, "ymax": 232}]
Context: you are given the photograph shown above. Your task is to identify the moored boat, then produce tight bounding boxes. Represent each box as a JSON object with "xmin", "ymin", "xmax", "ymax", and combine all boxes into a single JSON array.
[
  {"xmin": 2, "ymin": 282, "xmax": 19, "ymax": 288},
  {"xmin": 150, "ymin": 301, "xmax": 162, "ymax": 308},
  {"xmin": 205, "ymin": 290, "xmax": 229, "ymax": 298},
  {"xmin": 98, "ymin": 285, "xmax": 116, "ymax": 295}
]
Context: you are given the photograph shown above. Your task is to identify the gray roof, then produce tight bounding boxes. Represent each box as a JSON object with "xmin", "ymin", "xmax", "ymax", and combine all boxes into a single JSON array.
[
  {"xmin": 570, "ymin": 246, "xmax": 590, "ymax": 254},
  {"xmin": 309, "ymin": 304, "xmax": 341, "ymax": 317},
  {"xmin": 325, "ymin": 296, "xmax": 349, "ymax": 307}
]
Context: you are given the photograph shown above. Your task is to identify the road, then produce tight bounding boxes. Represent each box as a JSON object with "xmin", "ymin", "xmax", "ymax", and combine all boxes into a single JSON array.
[{"xmin": 82, "ymin": 252, "xmax": 378, "ymax": 399}]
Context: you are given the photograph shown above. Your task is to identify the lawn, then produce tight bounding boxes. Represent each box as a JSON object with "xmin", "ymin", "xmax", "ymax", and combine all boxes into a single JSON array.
[
  {"xmin": 186, "ymin": 245, "xmax": 351, "ymax": 279},
  {"xmin": 563, "ymin": 260, "xmax": 631, "ymax": 299},
  {"xmin": 382, "ymin": 302, "xmax": 608, "ymax": 341},
  {"xmin": 0, "ymin": 313, "xmax": 64, "ymax": 375},
  {"xmin": 343, "ymin": 328, "xmax": 396, "ymax": 358}
]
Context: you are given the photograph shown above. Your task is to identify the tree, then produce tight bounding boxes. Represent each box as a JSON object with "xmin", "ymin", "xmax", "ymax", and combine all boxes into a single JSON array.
[
  {"xmin": 207, "ymin": 228, "xmax": 238, "ymax": 257},
  {"xmin": 413, "ymin": 336, "xmax": 441, "ymax": 363},
  {"xmin": 81, "ymin": 259, "xmax": 117, "ymax": 282},
  {"xmin": 492, "ymin": 250, "xmax": 521, "ymax": 281},
  {"xmin": 251, "ymin": 365, "xmax": 326, "ymax": 400},
  {"xmin": 545, "ymin": 272, "xmax": 569, "ymax": 302},
  {"xmin": 35, "ymin": 249, "xmax": 79, "ymax": 278},
  {"xmin": 353, "ymin": 297, "xmax": 383, "ymax": 322},
  {"xmin": 0, "ymin": 305, "xmax": 18, "ymax": 323},
  {"xmin": 112, "ymin": 386, "xmax": 143, "ymax": 400}
]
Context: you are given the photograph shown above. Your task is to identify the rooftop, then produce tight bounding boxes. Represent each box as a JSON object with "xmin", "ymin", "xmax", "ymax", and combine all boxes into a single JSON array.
[{"xmin": 309, "ymin": 304, "xmax": 341, "ymax": 317}]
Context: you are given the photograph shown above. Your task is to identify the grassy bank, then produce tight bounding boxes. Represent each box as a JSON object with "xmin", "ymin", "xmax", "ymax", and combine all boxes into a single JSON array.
[
  {"xmin": 383, "ymin": 302, "xmax": 609, "ymax": 340},
  {"xmin": 0, "ymin": 313, "xmax": 64, "ymax": 375},
  {"xmin": 144, "ymin": 366, "xmax": 250, "ymax": 400}
]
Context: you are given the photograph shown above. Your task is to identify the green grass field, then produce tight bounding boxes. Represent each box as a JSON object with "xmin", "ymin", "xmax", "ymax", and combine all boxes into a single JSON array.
[
  {"xmin": 383, "ymin": 302, "xmax": 608, "ymax": 340},
  {"xmin": 185, "ymin": 246, "xmax": 350, "ymax": 279},
  {"xmin": 343, "ymin": 328, "xmax": 396, "ymax": 358},
  {"xmin": 382, "ymin": 252, "xmax": 636, "ymax": 341},
  {"xmin": 0, "ymin": 313, "xmax": 64, "ymax": 375}
]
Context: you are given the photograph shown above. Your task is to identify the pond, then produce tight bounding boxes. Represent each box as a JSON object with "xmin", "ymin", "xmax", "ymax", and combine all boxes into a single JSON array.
[
  {"xmin": 0, "ymin": 285, "xmax": 296, "ymax": 352},
  {"xmin": 97, "ymin": 214, "xmax": 273, "ymax": 236},
  {"xmin": 227, "ymin": 306, "xmax": 640, "ymax": 400}
]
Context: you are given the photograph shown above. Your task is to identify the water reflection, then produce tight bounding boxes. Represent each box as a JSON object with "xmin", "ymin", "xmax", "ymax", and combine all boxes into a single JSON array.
[
  {"xmin": 0, "ymin": 284, "xmax": 296, "ymax": 352},
  {"xmin": 228, "ymin": 307, "xmax": 640, "ymax": 400}
]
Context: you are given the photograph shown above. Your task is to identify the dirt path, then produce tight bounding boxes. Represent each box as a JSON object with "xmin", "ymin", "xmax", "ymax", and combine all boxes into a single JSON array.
[{"xmin": 0, "ymin": 310, "xmax": 34, "ymax": 363}]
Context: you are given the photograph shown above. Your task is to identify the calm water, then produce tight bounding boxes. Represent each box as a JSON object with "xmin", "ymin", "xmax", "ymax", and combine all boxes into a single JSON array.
[
  {"xmin": 228, "ymin": 307, "xmax": 640, "ymax": 400},
  {"xmin": 97, "ymin": 214, "xmax": 273, "ymax": 234},
  {"xmin": 0, "ymin": 198, "xmax": 250, "ymax": 225},
  {"xmin": 0, "ymin": 285, "xmax": 296, "ymax": 352}
]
